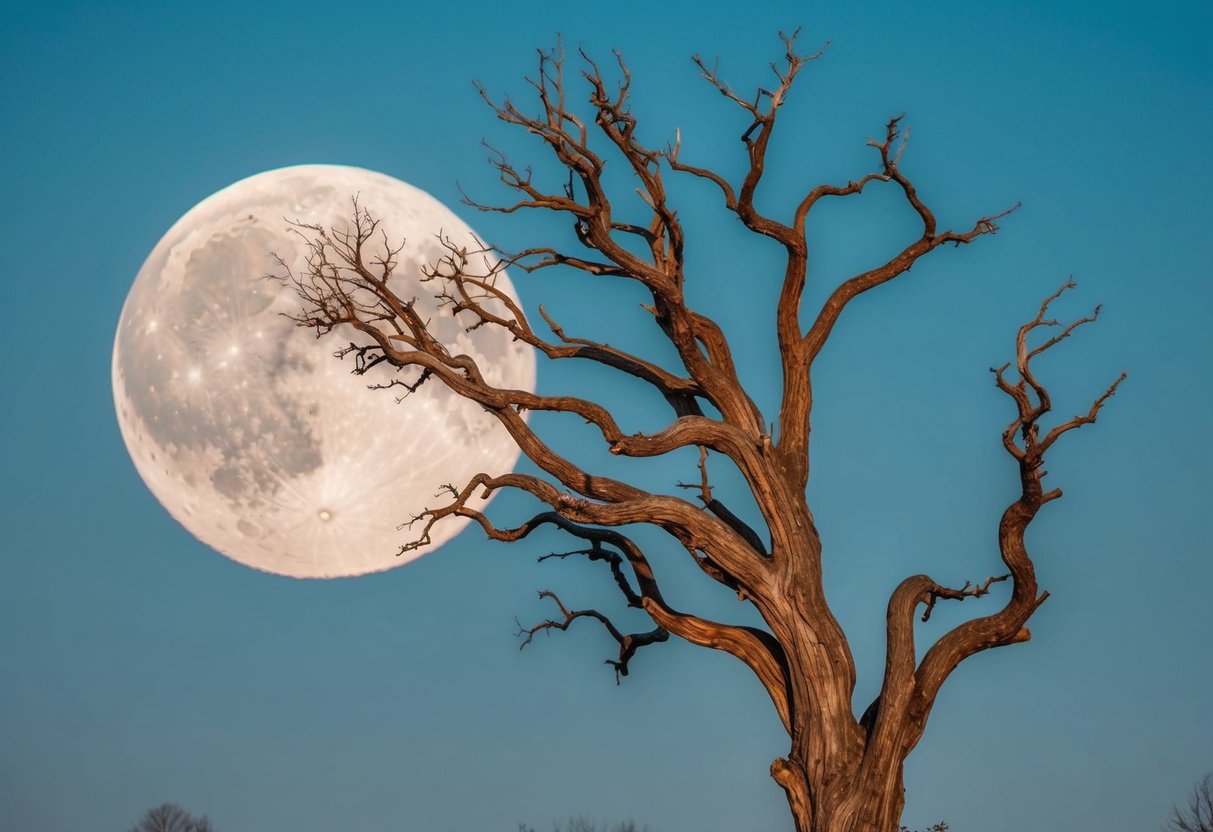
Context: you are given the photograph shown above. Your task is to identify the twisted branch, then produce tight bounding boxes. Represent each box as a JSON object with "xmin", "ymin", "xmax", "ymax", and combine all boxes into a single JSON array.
[
  {"xmin": 862, "ymin": 282, "xmax": 1125, "ymax": 768},
  {"xmin": 518, "ymin": 590, "xmax": 669, "ymax": 683}
]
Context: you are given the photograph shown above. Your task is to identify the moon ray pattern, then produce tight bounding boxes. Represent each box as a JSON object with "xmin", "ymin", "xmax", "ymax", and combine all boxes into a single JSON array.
[{"xmin": 112, "ymin": 165, "xmax": 535, "ymax": 578}]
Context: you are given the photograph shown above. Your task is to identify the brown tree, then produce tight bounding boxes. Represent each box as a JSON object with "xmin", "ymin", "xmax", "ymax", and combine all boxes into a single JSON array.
[{"xmin": 278, "ymin": 33, "xmax": 1123, "ymax": 832}]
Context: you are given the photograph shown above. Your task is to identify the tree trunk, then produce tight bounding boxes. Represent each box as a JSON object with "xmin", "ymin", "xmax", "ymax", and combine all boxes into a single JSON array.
[
  {"xmin": 761, "ymin": 528, "xmax": 908, "ymax": 832},
  {"xmin": 773, "ymin": 745, "xmax": 906, "ymax": 832}
]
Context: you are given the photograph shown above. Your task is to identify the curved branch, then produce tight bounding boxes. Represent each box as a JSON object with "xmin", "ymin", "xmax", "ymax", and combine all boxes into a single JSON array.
[
  {"xmin": 851, "ymin": 284, "xmax": 1124, "ymax": 799},
  {"xmin": 278, "ymin": 206, "xmax": 710, "ymax": 477},
  {"xmin": 535, "ymin": 305, "xmax": 705, "ymax": 418},
  {"xmin": 860, "ymin": 573, "xmax": 1008, "ymax": 745},
  {"xmin": 643, "ymin": 597, "xmax": 791, "ymax": 732},
  {"xmin": 518, "ymin": 589, "xmax": 669, "ymax": 683},
  {"xmin": 280, "ymin": 177, "xmax": 800, "ymax": 578},
  {"xmin": 686, "ymin": 29, "xmax": 827, "ymax": 247},
  {"xmin": 911, "ymin": 281, "xmax": 1124, "ymax": 719},
  {"xmin": 413, "ymin": 233, "xmax": 710, "ymax": 421},
  {"xmin": 539, "ymin": 547, "xmax": 643, "ymax": 609},
  {"xmin": 481, "ymin": 510, "xmax": 789, "ymax": 727},
  {"xmin": 678, "ymin": 446, "xmax": 769, "ymax": 557},
  {"xmin": 277, "ymin": 204, "xmax": 786, "ymax": 603},
  {"xmin": 472, "ymin": 44, "xmax": 767, "ymax": 437},
  {"xmin": 803, "ymin": 204, "xmax": 1019, "ymax": 366}
]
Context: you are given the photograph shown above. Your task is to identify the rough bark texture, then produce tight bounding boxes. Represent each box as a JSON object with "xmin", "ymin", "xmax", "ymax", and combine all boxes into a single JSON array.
[{"xmin": 276, "ymin": 32, "xmax": 1123, "ymax": 832}]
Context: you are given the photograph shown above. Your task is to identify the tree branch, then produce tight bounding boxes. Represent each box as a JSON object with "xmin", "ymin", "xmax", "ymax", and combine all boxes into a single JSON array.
[
  {"xmin": 686, "ymin": 29, "xmax": 827, "ymax": 247},
  {"xmin": 678, "ymin": 445, "xmax": 770, "ymax": 558},
  {"xmin": 493, "ymin": 511, "xmax": 790, "ymax": 725},
  {"xmin": 518, "ymin": 589, "xmax": 669, "ymax": 683},
  {"xmin": 470, "ymin": 43, "xmax": 766, "ymax": 439},
  {"xmin": 910, "ymin": 280, "xmax": 1124, "ymax": 722}
]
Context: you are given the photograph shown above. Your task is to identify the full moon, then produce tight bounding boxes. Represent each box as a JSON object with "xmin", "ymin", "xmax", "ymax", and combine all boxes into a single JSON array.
[{"xmin": 112, "ymin": 165, "xmax": 536, "ymax": 578}]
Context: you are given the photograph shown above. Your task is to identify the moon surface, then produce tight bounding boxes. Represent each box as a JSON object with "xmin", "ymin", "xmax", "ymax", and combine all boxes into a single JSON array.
[{"xmin": 112, "ymin": 165, "xmax": 535, "ymax": 578}]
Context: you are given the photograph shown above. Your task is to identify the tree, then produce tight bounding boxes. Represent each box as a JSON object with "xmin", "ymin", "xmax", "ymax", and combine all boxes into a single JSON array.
[
  {"xmin": 129, "ymin": 803, "xmax": 214, "ymax": 832},
  {"xmin": 278, "ymin": 32, "xmax": 1123, "ymax": 832},
  {"xmin": 518, "ymin": 819, "xmax": 648, "ymax": 832},
  {"xmin": 1169, "ymin": 775, "xmax": 1213, "ymax": 832}
]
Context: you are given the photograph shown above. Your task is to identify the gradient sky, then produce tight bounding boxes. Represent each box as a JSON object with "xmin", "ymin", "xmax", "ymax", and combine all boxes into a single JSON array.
[{"xmin": 2, "ymin": 2, "xmax": 1210, "ymax": 831}]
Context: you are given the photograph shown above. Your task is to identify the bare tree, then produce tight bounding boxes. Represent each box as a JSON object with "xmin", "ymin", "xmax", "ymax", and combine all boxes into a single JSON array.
[
  {"xmin": 518, "ymin": 819, "xmax": 648, "ymax": 832},
  {"xmin": 129, "ymin": 803, "xmax": 214, "ymax": 832},
  {"xmin": 278, "ymin": 33, "xmax": 1123, "ymax": 832},
  {"xmin": 1169, "ymin": 775, "xmax": 1213, "ymax": 832}
]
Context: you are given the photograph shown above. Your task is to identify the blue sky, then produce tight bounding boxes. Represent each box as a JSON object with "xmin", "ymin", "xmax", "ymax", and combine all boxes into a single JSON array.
[{"xmin": 1, "ymin": 1, "xmax": 1210, "ymax": 831}]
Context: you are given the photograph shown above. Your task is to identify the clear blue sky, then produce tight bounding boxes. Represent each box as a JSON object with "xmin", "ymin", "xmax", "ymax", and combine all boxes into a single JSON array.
[{"xmin": 2, "ymin": 1, "xmax": 1210, "ymax": 831}]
